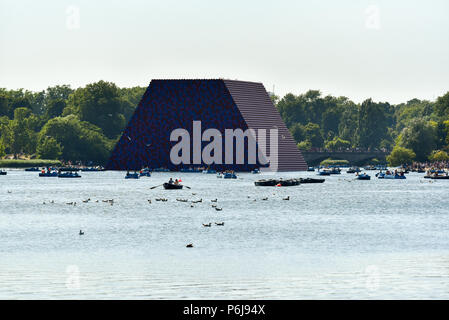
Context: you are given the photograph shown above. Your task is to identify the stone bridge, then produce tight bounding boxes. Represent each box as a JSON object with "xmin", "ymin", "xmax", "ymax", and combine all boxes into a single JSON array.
[{"xmin": 301, "ymin": 150, "xmax": 389, "ymax": 166}]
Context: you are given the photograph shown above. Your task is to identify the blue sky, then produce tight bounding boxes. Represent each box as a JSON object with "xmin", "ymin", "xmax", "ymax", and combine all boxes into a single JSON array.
[{"xmin": 0, "ymin": 0, "xmax": 448, "ymax": 103}]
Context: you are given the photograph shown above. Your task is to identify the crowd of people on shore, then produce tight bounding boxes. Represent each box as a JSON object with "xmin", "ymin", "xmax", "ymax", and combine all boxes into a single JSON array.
[
  {"xmin": 307, "ymin": 147, "xmax": 390, "ymax": 153},
  {"xmin": 403, "ymin": 161, "xmax": 449, "ymax": 178},
  {"xmin": 408, "ymin": 161, "xmax": 449, "ymax": 171}
]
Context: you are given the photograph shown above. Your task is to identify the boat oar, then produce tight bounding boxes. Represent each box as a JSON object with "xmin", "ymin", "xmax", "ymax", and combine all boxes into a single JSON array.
[
  {"xmin": 150, "ymin": 184, "xmax": 163, "ymax": 189},
  {"xmin": 183, "ymin": 185, "xmax": 191, "ymax": 189}
]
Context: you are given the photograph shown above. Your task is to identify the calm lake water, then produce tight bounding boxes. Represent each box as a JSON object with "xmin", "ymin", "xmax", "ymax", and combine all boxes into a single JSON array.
[{"xmin": 0, "ymin": 170, "xmax": 448, "ymax": 299}]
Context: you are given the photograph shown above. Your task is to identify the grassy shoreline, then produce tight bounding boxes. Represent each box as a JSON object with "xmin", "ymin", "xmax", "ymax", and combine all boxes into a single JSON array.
[{"xmin": 0, "ymin": 159, "xmax": 62, "ymax": 168}]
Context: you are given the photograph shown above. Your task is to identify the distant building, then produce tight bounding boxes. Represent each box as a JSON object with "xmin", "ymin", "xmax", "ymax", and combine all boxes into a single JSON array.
[{"xmin": 106, "ymin": 79, "xmax": 307, "ymax": 171}]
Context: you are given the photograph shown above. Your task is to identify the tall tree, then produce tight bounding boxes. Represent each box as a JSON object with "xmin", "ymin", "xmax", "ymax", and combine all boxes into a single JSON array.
[
  {"xmin": 38, "ymin": 115, "xmax": 112, "ymax": 164},
  {"xmin": 356, "ymin": 99, "xmax": 388, "ymax": 149},
  {"xmin": 0, "ymin": 93, "xmax": 10, "ymax": 117},
  {"xmin": 303, "ymin": 122, "xmax": 323, "ymax": 147},
  {"xmin": 434, "ymin": 92, "xmax": 449, "ymax": 119},
  {"xmin": 66, "ymin": 81, "xmax": 126, "ymax": 138},
  {"xmin": 36, "ymin": 136, "xmax": 63, "ymax": 160},
  {"xmin": 399, "ymin": 119, "xmax": 437, "ymax": 161},
  {"xmin": 387, "ymin": 146, "xmax": 416, "ymax": 166},
  {"xmin": 10, "ymin": 108, "xmax": 38, "ymax": 157}
]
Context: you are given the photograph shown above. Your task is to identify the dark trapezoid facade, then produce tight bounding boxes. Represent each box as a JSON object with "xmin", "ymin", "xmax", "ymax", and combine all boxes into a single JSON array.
[{"xmin": 106, "ymin": 79, "xmax": 307, "ymax": 171}]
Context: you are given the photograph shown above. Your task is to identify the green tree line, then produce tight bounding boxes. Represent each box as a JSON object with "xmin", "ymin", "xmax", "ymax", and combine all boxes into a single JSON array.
[
  {"xmin": 0, "ymin": 81, "xmax": 448, "ymax": 166},
  {"xmin": 275, "ymin": 90, "xmax": 449, "ymax": 165},
  {"xmin": 0, "ymin": 82, "xmax": 146, "ymax": 164}
]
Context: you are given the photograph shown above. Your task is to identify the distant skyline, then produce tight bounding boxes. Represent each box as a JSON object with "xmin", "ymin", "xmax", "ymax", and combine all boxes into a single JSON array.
[{"xmin": 1, "ymin": 0, "xmax": 448, "ymax": 104}]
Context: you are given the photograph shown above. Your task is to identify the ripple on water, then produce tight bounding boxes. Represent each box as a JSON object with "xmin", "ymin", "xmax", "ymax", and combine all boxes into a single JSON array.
[{"xmin": 0, "ymin": 171, "xmax": 448, "ymax": 298}]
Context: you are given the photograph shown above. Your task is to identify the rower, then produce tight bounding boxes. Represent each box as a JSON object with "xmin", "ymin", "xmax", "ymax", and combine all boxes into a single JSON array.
[{"xmin": 168, "ymin": 177, "xmax": 174, "ymax": 184}]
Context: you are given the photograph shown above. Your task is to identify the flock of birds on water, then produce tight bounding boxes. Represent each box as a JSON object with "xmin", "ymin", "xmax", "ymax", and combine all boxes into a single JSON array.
[
  {"xmin": 13, "ymin": 169, "xmax": 436, "ymax": 246},
  {"xmin": 6, "ymin": 188, "xmax": 292, "ymax": 249},
  {"xmin": 4, "ymin": 171, "xmax": 437, "ymax": 249}
]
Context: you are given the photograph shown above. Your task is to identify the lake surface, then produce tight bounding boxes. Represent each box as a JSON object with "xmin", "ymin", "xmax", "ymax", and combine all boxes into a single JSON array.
[{"xmin": 0, "ymin": 170, "xmax": 448, "ymax": 299}]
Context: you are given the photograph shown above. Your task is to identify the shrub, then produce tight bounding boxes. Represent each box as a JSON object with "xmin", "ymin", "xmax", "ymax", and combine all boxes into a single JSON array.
[
  {"xmin": 386, "ymin": 146, "xmax": 416, "ymax": 166},
  {"xmin": 0, "ymin": 159, "xmax": 61, "ymax": 168},
  {"xmin": 428, "ymin": 150, "xmax": 449, "ymax": 161},
  {"xmin": 320, "ymin": 158, "xmax": 349, "ymax": 166},
  {"xmin": 297, "ymin": 140, "xmax": 312, "ymax": 151}
]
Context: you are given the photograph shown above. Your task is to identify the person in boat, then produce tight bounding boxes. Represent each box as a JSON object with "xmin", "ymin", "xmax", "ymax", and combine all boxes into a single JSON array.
[
  {"xmin": 174, "ymin": 179, "xmax": 179, "ymax": 185},
  {"xmin": 168, "ymin": 177, "xmax": 174, "ymax": 184}
]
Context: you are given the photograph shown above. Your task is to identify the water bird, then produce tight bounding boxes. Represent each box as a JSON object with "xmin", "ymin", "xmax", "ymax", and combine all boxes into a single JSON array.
[
  {"xmin": 7, "ymin": 190, "xmax": 12, "ymax": 193},
  {"xmin": 176, "ymin": 198, "xmax": 188, "ymax": 202},
  {"xmin": 262, "ymin": 197, "xmax": 268, "ymax": 201},
  {"xmin": 190, "ymin": 204, "xmax": 194, "ymax": 208},
  {"xmin": 66, "ymin": 202, "xmax": 74, "ymax": 205},
  {"xmin": 215, "ymin": 207, "xmax": 223, "ymax": 211},
  {"xmin": 211, "ymin": 204, "xmax": 217, "ymax": 208},
  {"xmin": 186, "ymin": 243, "xmax": 193, "ymax": 248},
  {"xmin": 283, "ymin": 196, "xmax": 290, "ymax": 200},
  {"xmin": 203, "ymin": 223, "xmax": 212, "ymax": 227},
  {"xmin": 211, "ymin": 199, "xmax": 218, "ymax": 202},
  {"xmin": 192, "ymin": 193, "xmax": 197, "ymax": 195},
  {"xmin": 79, "ymin": 230, "xmax": 84, "ymax": 235},
  {"xmin": 147, "ymin": 199, "xmax": 152, "ymax": 204},
  {"xmin": 215, "ymin": 222, "xmax": 224, "ymax": 226}
]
